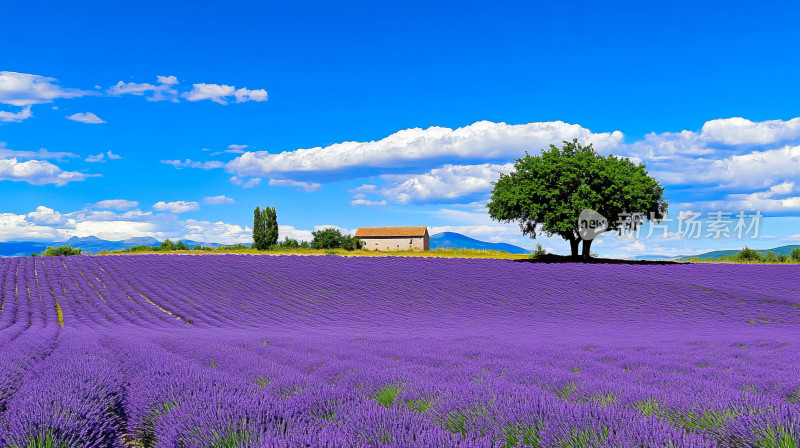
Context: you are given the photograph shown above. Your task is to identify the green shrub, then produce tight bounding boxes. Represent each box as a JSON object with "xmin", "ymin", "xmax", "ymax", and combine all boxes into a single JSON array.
[
  {"xmin": 765, "ymin": 251, "xmax": 778, "ymax": 263},
  {"xmin": 792, "ymin": 248, "xmax": 800, "ymax": 262},
  {"xmin": 340, "ymin": 235, "xmax": 364, "ymax": 251},
  {"xmin": 531, "ymin": 243, "xmax": 547, "ymax": 258},
  {"xmin": 778, "ymin": 254, "xmax": 789, "ymax": 263},
  {"xmin": 736, "ymin": 246, "xmax": 763, "ymax": 263},
  {"xmin": 40, "ymin": 246, "xmax": 82, "ymax": 257},
  {"xmin": 311, "ymin": 228, "xmax": 344, "ymax": 249},
  {"xmin": 280, "ymin": 237, "xmax": 300, "ymax": 249},
  {"xmin": 127, "ymin": 245, "xmax": 154, "ymax": 253}
]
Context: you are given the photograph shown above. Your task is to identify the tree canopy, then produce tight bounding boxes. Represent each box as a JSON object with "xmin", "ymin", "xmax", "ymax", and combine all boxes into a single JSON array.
[{"xmin": 487, "ymin": 139, "xmax": 667, "ymax": 258}]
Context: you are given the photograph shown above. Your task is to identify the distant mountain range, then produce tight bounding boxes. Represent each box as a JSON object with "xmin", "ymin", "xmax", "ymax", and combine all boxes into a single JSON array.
[
  {"xmin": 630, "ymin": 244, "xmax": 800, "ymax": 261},
  {"xmin": 0, "ymin": 236, "xmax": 225, "ymax": 257},
  {"xmin": 675, "ymin": 244, "xmax": 800, "ymax": 260},
  {"xmin": 0, "ymin": 232, "xmax": 531, "ymax": 257},
  {"xmin": 430, "ymin": 232, "xmax": 531, "ymax": 254}
]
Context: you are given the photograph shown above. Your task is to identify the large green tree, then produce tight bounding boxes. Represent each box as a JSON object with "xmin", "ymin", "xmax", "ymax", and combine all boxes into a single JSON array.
[{"xmin": 487, "ymin": 139, "xmax": 668, "ymax": 259}]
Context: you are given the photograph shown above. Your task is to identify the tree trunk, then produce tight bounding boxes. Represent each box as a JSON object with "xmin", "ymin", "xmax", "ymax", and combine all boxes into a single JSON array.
[
  {"xmin": 569, "ymin": 237, "xmax": 580, "ymax": 258},
  {"xmin": 582, "ymin": 238, "xmax": 593, "ymax": 259}
]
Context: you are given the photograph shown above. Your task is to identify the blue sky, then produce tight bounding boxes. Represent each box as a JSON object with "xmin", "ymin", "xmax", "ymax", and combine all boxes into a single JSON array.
[{"xmin": 2, "ymin": 0, "xmax": 800, "ymax": 257}]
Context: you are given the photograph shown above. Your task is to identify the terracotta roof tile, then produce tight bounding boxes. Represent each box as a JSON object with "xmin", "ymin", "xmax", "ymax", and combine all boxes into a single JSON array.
[{"xmin": 355, "ymin": 226, "xmax": 428, "ymax": 237}]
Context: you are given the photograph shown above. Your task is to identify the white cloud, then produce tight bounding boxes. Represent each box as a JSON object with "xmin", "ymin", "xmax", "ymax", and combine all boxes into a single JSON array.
[
  {"xmin": 278, "ymin": 225, "xmax": 313, "ymax": 242},
  {"xmin": 26, "ymin": 206, "xmax": 68, "ymax": 226},
  {"xmin": 156, "ymin": 75, "xmax": 178, "ymax": 85},
  {"xmin": 351, "ymin": 199, "xmax": 387, "ymax": 206},
  {"xmin": 153, "ymin": 201, "xmax": 200, "ymax": 213},
  {"xmin": 161, "ymin": 159, "xmax": 225, "ymax": 170},
  {"xmin": 268, "ymin": 178, "xmax": 321, "ymax": 192},
  {"xmin": 701, "ymin": 117, "xmax": 800, "ymax": 146},
  {"xmin": 107, "ymin": 76, "xmax": 179, "ymax": 102},
  {"xmin": 234, "ymin": 87, "xmax": 268, "ymax": 103},
  {"xmin": 85, "ymin": 153, "xmax": 106, "ymax": 163},
  {"xmin": 182, "ymin": 83, "xmax": 268, "ymax": 105},
  {"xmin": 73, "ymin": 220, "xmax": 159, "ymax": 241},
  {"xmin": 180, "ymin": 219, "xmax": 250, "ymax": 245},
  {"xmin": 84, "ymin": 150, "xmax": 122, "ymax": 163},
  {"xmin": 0, "ymin": 158, "xmax": 97, "ymax": 186},
  {"xmin": 0, "ymin": 143, "xmax": 78, "ymax": 160},
  {"xmin": 228, "ymin": 144, "xmax": 248, "ymax": 151},
  {"xmin": 230, "ymin": 176, "xmax": 261, "ymax": 188},
  {"xmin": 66, "ymin": 112, "xmax": 106, "ymax": 124},
  {"xmin": 202, "ymin": 195, "xmax": 236, "ymax": 205},
  {"xmin": 225, "ymin": 120, "xmax": 622, "ymax": 176},
  {"xmin": 0, "ymin": 212, "xmax": 66, "ymax": 242},
  {"xmin": 379, "ymin": 163, "xmax": 514, "ymax": 204},
  {"xmin": 0, "ymin": 105, "xmax": 32, "ymax": 122},
  {"xmin": 92, "ymin": 199, "xmax": 138, "ymax": 210},
  {"xmin": 0, "ymin": 71, "xmax": 90, "ymax": 106},
  {"xmin": 350, "ymin": 184, "xmax": 377, "ymax": 194},
  {"xmin": 651, "ymin": 144, "xmax": 800, "ymax": 189}
]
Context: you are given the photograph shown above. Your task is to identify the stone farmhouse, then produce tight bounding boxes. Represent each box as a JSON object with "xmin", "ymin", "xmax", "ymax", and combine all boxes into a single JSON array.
[{"xmin": 354, "ymin": 226, "xmax": 430, "ymax": 251}]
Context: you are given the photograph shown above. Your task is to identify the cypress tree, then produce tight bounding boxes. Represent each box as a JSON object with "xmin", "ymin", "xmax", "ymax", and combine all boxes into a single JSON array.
[
  {"xmin": 265, "ymin": 206, "xmax": 279, "ymax": 247},
  {"xmin": 253, "ymin": 206, "xmax": 265, "ymax": 250}
]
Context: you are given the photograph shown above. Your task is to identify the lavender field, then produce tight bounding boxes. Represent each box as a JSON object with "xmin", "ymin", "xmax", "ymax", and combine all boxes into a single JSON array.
[{"xmin": 0, "ymin": 254, "xmax": 798, "ymax": 447}]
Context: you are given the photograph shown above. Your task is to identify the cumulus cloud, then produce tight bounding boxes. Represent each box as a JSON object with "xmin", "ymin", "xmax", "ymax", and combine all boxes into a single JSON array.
[
  {"xmin": 690, "ymin": 182, "xmax": 800, "ymax": 213},
  {"xmin": 0, "ymin": 71, "xmax": 90, "ymax": 106},
  {"xmin": 73, "ymin": 220, "xmax": 160, "ymax": 241},
  {"xmin": 701, "ymin": 117, "xmax": 800, "ymax": 146},
  {"xmin": 26, "ymin": 206, "xmax": 69, "ymax": 226},
  {"xmin": 66, "ymin": 112, "xmax": 106, "ymax": 124},
  {"xmin": 651, "ymin": 144, "xmax": 800, "ymax": 189},
  {"xmin": 225, "ymin": 120, "xmax": 622, "ymax": 176},
  {"xmin": 268, "ymin": 178, "xmax": 321, "ymax": 192},
  {"xmin": 106, "ymin": 75, "xmax": 180, "ymax": 102},
  {"xmin": 156, "ymin": 75, "xmax": 178, "ymax": 85},
  {"xmin": 180, "ymin": 219, "xmax": 250, "ymax": 245},
  {"xmin": 153, "ymin": 201, "xmax": 200, "ymax": 213},
  {"xmin": 106, "ymin": 151, "xmax": 122, "ymax": 160},
  {"xmin": 182, "ymin": 83, "xmax": 268, "ymax": 105},
  {"xmin": 0, "ymin": 212, "xmax": 66, "ymax": 242},
  {"xmin": 279, "ymin": 225, "xmax": 313, "ymax": 242},
  {"xmin": 379, "ymin": 163, "xmax": 514, "ymax": 204},
  {"xmin": 0, "ymin": 158, "xmax": 97, "ymax": 186},
  {"xmin": 91, "ymin": 199, "xmax": 138, "ymax": 210},
  {"xmin": 0, "ymin": 205, "xmax": 260, "ymax": 244},
  {"xmin": 202, "ymin": 195, "xmax": 236, "ymax": 205},
  {"xmin": 0, "ymin": 105, "xmax": 32, "ymax": 122},
  {"xmin": 230, "ymin": 176, "xmax": 261, "ymax": 188}
]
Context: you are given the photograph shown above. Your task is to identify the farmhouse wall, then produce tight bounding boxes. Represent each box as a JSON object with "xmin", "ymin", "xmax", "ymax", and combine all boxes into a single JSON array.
[{"xmin": 361, "ymin": 236, "xmax": 429, "ymax": 251}]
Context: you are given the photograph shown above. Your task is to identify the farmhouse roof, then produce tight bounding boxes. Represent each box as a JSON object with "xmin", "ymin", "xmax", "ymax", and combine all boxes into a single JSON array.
[{"xmin": 355, "ymin": 226, "xmax": 428, "ymax": 237}]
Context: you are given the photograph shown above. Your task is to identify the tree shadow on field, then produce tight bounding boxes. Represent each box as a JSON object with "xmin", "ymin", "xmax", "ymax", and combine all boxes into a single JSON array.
[{"xmin": 515, "ymin": 254, "xmax": 685, "ymax": 265}]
